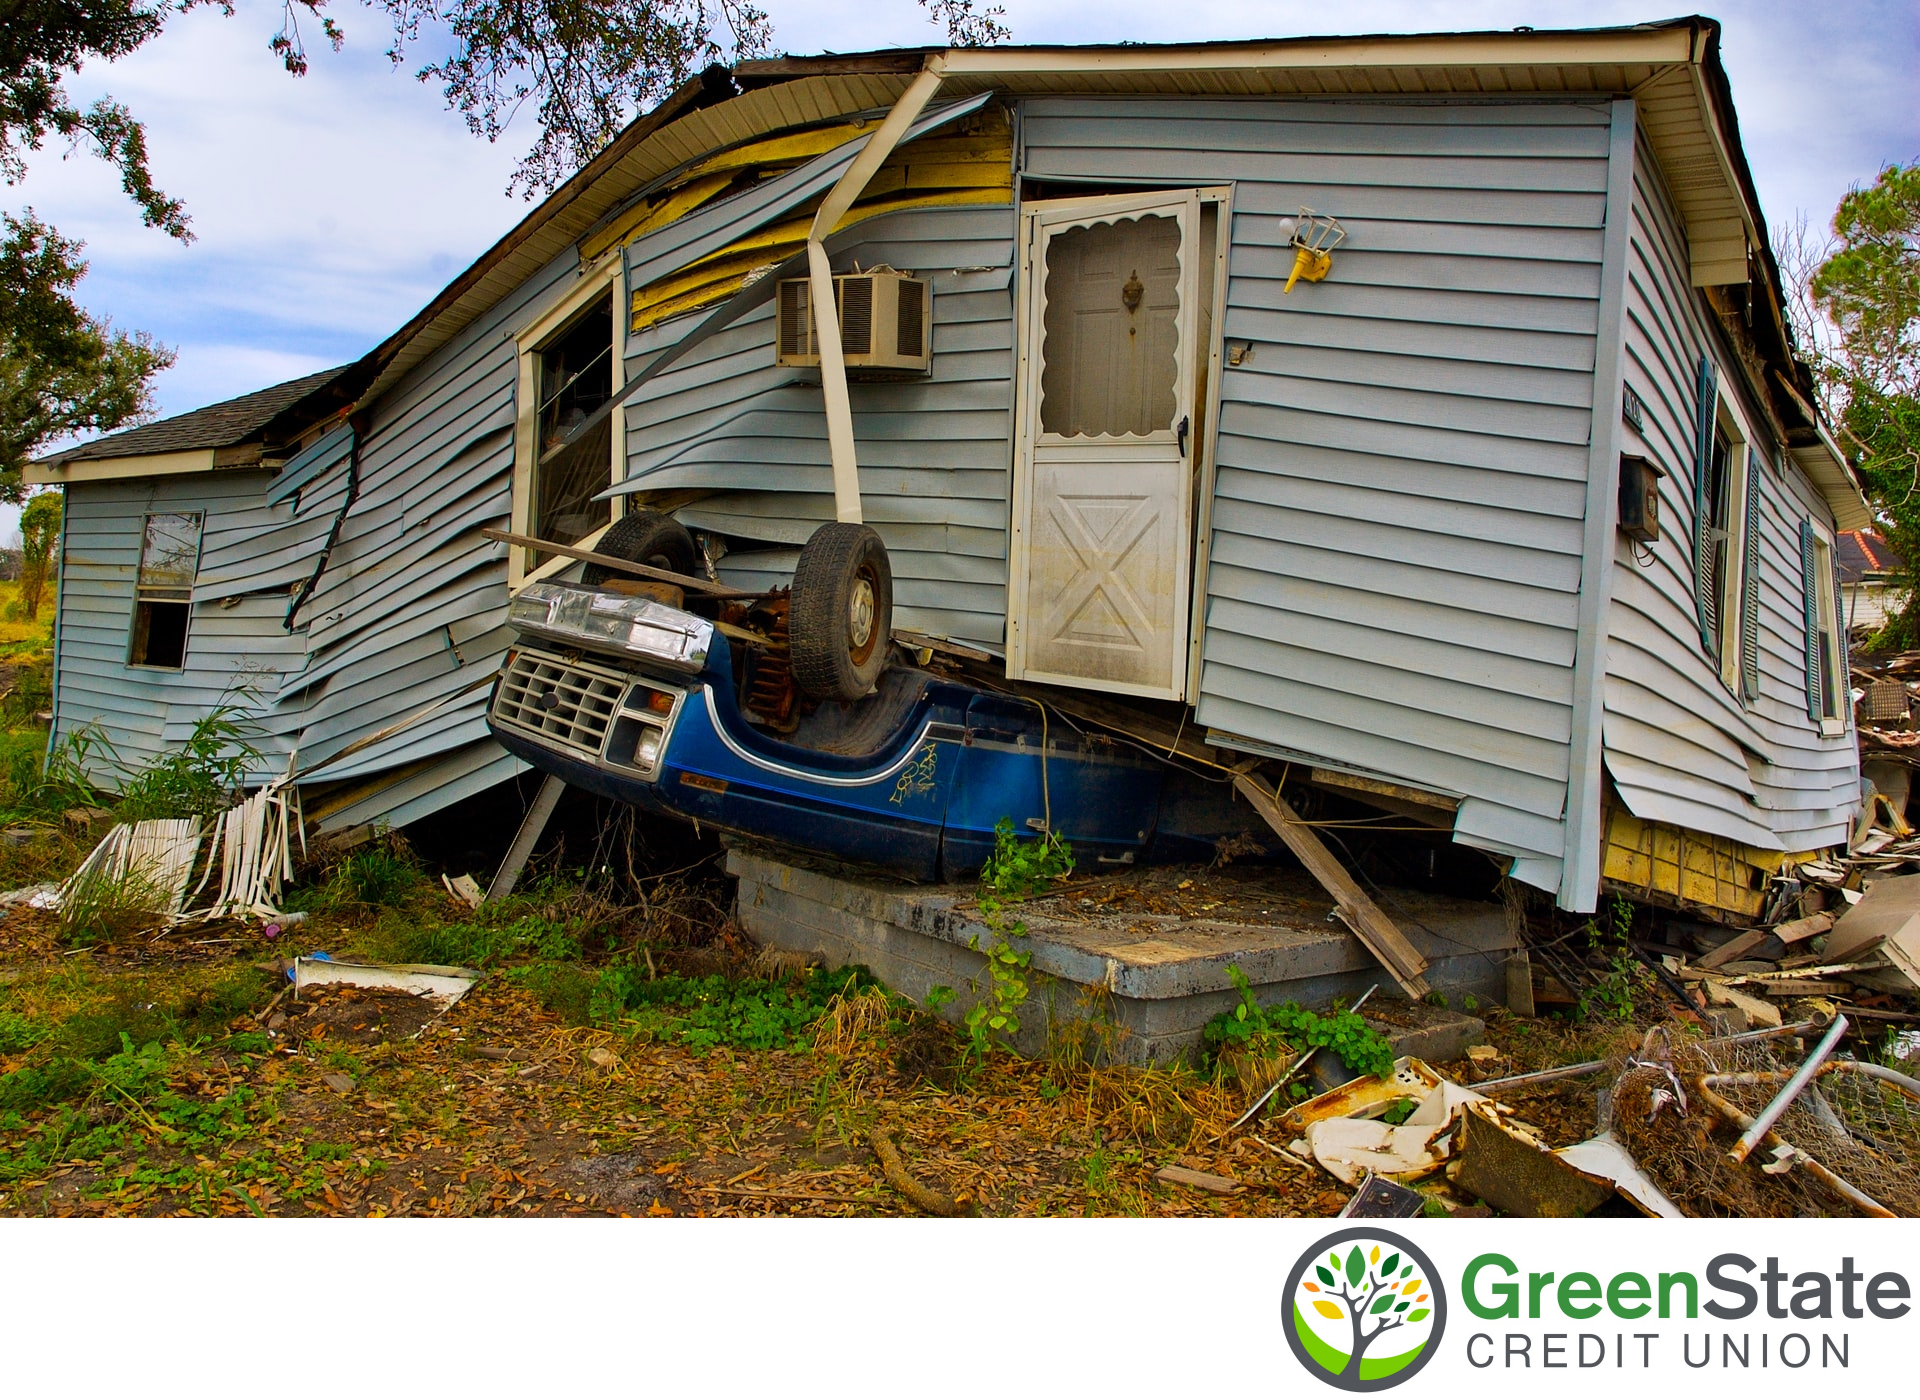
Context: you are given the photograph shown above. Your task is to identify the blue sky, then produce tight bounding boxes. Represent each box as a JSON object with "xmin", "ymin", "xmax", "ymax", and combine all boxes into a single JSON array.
[{"xmin": 8, "ymin": 0, "xmax": 1916, "ymax": 538}]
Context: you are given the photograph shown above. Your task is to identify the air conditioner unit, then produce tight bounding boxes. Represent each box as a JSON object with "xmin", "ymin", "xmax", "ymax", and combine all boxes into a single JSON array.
[{"xmin": 776, "ymin": 268, "xmax": 931, "ymax": 377}]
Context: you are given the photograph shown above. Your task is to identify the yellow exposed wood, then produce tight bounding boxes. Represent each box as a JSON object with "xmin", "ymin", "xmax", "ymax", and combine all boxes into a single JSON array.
[
  {"xmin": 620, "ymin": 108, "xmax": 1012, "ymax": 330},
  {"xmin": 1599, "ymin": 807, "xmax": 1807, "ymax": 920},
  {"xmin": 578, "ymin": 172, "xmax": 736, "ymax": 263},
  {"xmin": 628, "ymin": 189, "xmax": 1012, "ymax": 331},
  {"xmin": 682, "ymin": 121, "xmax": 871, "ymax": 179}
]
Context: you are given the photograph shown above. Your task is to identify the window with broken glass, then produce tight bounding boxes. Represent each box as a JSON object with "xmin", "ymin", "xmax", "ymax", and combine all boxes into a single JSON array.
[
  {"xmin": 128, "ymin": 511, "xmax": 202, "ymax": 669},
  {"xmin": 530, "ymin": 295, "xmax": 614, "ymax": 564}
]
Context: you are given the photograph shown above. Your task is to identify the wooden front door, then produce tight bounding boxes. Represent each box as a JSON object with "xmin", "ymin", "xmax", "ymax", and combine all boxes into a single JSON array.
[{"xmin": 1009, "ymin": 191, "xmax": 1202, "ymax": 699}]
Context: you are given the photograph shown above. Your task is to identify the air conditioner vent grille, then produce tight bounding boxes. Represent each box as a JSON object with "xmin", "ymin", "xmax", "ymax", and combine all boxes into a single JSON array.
[
  {"xmin": 774, "ymin": 270, "xmax": 930, "ymax": 376},
  {"xmin": 897, "ymin": 280, "xmax": 925, "ymax": 359},
  {"xmin": 777, "ymin": 280, "xmax": 811, "ymax": 358},
  {"xmin": 839, "ymin": 277, "xmax": 873, "ymax": 356}
]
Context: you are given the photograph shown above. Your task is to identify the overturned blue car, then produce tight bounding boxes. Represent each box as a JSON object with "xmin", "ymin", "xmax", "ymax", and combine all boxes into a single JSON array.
[{"xmin": 485, "ymin": 533, "xmax": 1168, "ymax": 881}]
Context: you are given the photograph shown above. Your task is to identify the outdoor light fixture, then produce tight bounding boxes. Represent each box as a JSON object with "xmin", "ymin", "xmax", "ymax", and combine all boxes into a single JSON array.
[{"xmin": 1277, "ymin": 208, "xmax": 1347, "ymax": 294}]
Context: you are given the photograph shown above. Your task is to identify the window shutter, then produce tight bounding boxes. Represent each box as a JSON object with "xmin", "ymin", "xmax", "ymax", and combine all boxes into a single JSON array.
[
  {"xmin": 1739, "ymin": 451, "xmax": 1762, "ymax": 703},
  {"xmin": 1801, "ymin": 519, "xmax": 1821, "ymax": 720},
  {"xmin": 1692, "ymin": 353, "xmax": 1719, "ymax": 655}
]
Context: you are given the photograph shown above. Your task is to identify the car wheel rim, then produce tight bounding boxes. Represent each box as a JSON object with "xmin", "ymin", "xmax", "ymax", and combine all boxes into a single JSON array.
[{"xmin": 848, "ymin": 576, "xmax": 876, "ymax": 652}]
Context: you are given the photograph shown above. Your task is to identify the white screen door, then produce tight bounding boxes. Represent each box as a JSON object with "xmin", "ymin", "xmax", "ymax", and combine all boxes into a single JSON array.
[{"xmin": 1009, "ymin": 191, "xmax": 1202, "ymax": 699}]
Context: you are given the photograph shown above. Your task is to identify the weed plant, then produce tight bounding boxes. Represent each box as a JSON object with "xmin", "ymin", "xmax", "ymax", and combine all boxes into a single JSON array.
[
  {"xmin": 113, "ymin": 703, "xmax": 262, "ymax": 823},
  {"xmin": 953, "ymin": 818, "xmax": 1074, "ymax": 1068},
  {"xmin": 1202, "ymin": 966, "xmax": 1396, "ymax": 1083}
]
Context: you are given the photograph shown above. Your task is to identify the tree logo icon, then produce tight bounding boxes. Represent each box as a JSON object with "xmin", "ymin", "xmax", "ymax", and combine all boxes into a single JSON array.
[{"xmin": 1282, "ymin": 1228, "xmax": 1446, "ymax": 1391}]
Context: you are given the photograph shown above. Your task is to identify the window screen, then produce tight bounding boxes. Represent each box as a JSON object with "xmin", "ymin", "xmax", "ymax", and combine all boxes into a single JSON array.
[
  {"xmin": 1039, "ymin": 214, "xmax": 1181, "ymax": 438},
  {"xmin": 129, "ymin": 511, "xmax": 201, "ymax": 669}
]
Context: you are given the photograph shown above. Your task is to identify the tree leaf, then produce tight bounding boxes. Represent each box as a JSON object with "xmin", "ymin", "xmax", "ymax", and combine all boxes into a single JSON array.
[
  {"xmin": 1379, "ymin": 1252, "xmax": 1399, "ymax": 1276},
  {"xmin": 1346, "ymin": 1246, "xmax": 1365, "ymax": 1286},
  {"xmin": 1315, "ymin": 1265, "xmax": 1335, "ymax": 1288},
  {"xmin": 1313, "ymin": 1300, "xmax": 1344, "ymax": 1320},
  {"xmin": 1370, "ymin": 1292, "xmax": 1396, "ymax": 1315},
  {"xmin": 1407, "ymin": 1308, "xmax": 1430, "ymax": 1322}
]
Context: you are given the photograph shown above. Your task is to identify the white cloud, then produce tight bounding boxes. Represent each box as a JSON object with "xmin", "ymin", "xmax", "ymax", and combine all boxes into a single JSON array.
[{"xmin": 8, "ymin": 0, "xmax": 1915, "ymax": 432}]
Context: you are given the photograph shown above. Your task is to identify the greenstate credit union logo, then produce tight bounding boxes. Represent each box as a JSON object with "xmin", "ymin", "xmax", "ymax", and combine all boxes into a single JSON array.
[{"xmin": 1283, "ymin": 1228, "xmax": 1447, "ymax": 1390}]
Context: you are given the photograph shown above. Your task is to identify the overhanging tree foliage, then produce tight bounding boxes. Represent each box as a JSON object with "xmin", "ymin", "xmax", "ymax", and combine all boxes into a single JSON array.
[
  {"xmin": 0, "ymin": 211, "xmax": 172, "ymax": 498},
  {"xmin": 2, "ymin": 0, "xmax": 1007, "ymax": 480},
  {"xmin": 1811, "ymin": 164, "xmax": 1920, "ymax": 647}
]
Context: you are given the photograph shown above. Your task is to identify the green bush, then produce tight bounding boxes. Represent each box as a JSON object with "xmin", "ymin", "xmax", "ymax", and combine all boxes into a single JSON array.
[
  {"xmin": 0, "ymin": 1006, "xmax": 45, "ymax": 1053},
  {"xmin": 602, "ymin": 967, "xmax": 871, "ymax": 1051},
  {"xmin": 514, "ymin": 963, "xmax": 873, "ymax": 1050},
  {"xmin": 1202, "ymin": 967, "xmax": 1396, "ymax": 1080}
]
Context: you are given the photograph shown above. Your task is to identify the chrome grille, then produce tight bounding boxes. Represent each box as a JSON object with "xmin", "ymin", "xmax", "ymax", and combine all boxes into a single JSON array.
[{"xmin": 492, "ymin": 648, "xmax": 627, "ymax": 757}]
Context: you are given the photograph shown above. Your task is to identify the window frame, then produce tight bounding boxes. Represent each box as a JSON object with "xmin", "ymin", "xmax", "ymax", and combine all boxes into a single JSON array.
[
  {"xmin": 126, "ymin": 509, "xmax": 203, "ymax": 671},
  {"xmin": 510, "ymin": 256, "xmax": 626, "ymax": 587},
  {"xmin": 1804, "ymin": 518, "xmax": 1849, "ymax": 737},
  {"xmin": 1696, "ymin": 373, "xmax": 1757, "ymax": 697}
]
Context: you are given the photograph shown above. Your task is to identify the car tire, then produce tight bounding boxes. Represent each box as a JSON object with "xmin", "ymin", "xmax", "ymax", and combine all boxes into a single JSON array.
[
  {"xmin": 790, "ymin": 522, "xmax": 893, "ymax": 701},
  {"xmin": 581, "ymin": 509, "xmax": 697, "ymax": 584}
]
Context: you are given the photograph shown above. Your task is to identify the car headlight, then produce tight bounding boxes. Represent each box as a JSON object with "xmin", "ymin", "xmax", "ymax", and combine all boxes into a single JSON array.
[{"xmin": 508, "ymin": 582, "xmax": 712, "ymax": 672}]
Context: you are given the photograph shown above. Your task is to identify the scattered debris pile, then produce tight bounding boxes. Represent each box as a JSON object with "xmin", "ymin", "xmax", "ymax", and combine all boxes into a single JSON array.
[
  {"xmin": 1634, "ymin": 870, "xmax": 1920, "ymax": 1035},
  {"xmin": 1612, "ymin": 1023, "xmax": 1920, "ymax": 1218},
  {"xmin": 1256, "ymin": 1017, "xmax": 1920, "ymax": 1218}
]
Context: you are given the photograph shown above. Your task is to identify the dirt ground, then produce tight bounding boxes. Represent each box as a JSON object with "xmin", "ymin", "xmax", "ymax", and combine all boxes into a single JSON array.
[{"xmin": 0, "ymin": 869, "xmax": 1675, "ymax": 1221}]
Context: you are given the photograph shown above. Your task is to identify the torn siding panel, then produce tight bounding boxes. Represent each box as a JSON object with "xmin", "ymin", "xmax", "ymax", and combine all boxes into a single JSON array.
[
  {"xmin": 1022, "ymin": 96, "xmax": 1614, "ymax": 888},
  {"xmin": 266, "ymin": 246, "xmax": 576, "ymax": 794},
  {"xmin": 307, "ymin": 741, "xmax": 526, "ymax": 836},
  {"xmin": 625, "ymin": 106, "xmax": 1014, "ymax": 332},
  {"xmin": 620, "ymin": 202, "xmax": 1017, "ymax": 647},
  {"xmin": 1603, "ymin": 130, "xmax": 1857, "ymax": 854}
]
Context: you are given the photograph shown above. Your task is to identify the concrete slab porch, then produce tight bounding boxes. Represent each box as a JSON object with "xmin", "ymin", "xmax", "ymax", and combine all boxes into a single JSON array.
[{"xmin": 728, "ymin": 843, "xmax": 1519, "ymax": 1065}]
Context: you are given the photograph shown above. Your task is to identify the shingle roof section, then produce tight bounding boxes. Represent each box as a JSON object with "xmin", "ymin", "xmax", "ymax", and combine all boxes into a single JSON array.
[
  {"xmin": 1838, "ymin": 529, "xmax": 1904, "ymax": 584},
  {"xmin": 41, "ymin": 365, "xmax": 351, "ymax": 464}
]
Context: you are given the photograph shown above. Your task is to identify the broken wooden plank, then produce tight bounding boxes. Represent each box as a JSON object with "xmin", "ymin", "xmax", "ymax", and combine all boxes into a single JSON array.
[
  {"xmin": 1308, "ymin": 767, "xmax": 1460, "ymax": 812},
  {"xmin": 983, "ymin": 672, "xmax": 1223, "ymax": 769},
  {"xmin": 1505, "ymin": 949, "xmax": 1536, "ymax": 1017},
  {"xmin": 1772, "ymin": 912, "xmax": 1834, "ymax": 945},
  {"xmin": 1154, "ymin": 1165, "xmax": 1240, "ymax": 1194},
  {"xmin": 480, "ymin": 527, "xmax": 757, "ymax": 599},
  {"xmin": 1759, "ymin": 979, "xmax": 1852, "ymax": 997},
  {"xmin": 1705, "ymin": 979, "xmax": 1782, "ymax": 1028},
  {"xmin": 1230, "ymin": 774, "xmax": 1432, "ymax": 998},
  {"xmin": 892, "ymin": 628, "xmax": 995, "ymax": 664},
  {"xmin": 1695, "ymin": 927, "xmax": 1772, "ymax": 969}
]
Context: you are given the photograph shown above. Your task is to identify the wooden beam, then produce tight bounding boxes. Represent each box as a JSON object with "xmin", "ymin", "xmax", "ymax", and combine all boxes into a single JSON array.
[
  {"xmin": 480, "ymin": 527, "xmax": 758, "ymax": 599},
  {"xmin": 1231, "ymin": 774, "xmax": 1432, "ymax": 998}
]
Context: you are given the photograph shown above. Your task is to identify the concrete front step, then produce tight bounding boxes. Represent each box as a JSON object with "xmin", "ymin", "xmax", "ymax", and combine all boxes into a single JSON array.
[{"xmin": 727, "ymin": 843, "xmax": 1516, "ymax": 1066}]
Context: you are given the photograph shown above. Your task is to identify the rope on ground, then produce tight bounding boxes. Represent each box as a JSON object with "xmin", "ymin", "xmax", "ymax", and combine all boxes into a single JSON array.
[{"xmin": 868, "ymin": 1126, "xmax": 971, "ymax": 1217}]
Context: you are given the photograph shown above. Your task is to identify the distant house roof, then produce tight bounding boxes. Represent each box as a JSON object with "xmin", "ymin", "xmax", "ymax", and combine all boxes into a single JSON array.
[{"xmin": 1838, "ymin": 529, "xmax": 1905, "ymax": 584}]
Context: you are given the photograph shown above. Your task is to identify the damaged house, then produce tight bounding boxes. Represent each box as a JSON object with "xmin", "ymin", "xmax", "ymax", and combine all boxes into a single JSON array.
[{"xmin": 33, "ymin": 17, "xmax": 1868, "ymax": 933}]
